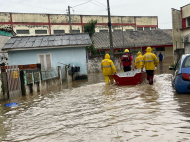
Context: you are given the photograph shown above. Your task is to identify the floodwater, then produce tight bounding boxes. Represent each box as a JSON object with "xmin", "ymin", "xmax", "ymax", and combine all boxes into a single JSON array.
[{"xmin": 1, "ymin": 60, "xmax": 190, "ymax": 142}]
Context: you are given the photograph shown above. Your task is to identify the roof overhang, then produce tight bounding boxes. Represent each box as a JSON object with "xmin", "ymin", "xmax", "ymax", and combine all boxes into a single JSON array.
[{"xmin": 3, "ymin": 44, "xmax": 91, "ymax": 52}]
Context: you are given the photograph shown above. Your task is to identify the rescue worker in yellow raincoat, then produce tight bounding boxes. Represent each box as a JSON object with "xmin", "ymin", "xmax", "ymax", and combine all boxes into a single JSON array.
[
  {"xmin": 143, "ymin": 47, "xmax": 159, "ymax": 85},
  {"xmin": 101, "ymin": 54, "xmax": 117, "ymax": 85},
  {"xmin": 135, "ymin": 51, "xmax": 144, "ymax": 70}
]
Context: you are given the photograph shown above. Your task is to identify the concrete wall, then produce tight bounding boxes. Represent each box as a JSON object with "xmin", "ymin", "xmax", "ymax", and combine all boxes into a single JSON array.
[
  {"xmin": 0, "ymin": 35, "xmax": 10, "ymax": 51},
  {"xmin": 87, "ymin": 54, "xmax": 138, "ymax": 73},
  {"xmin": 165, "ymin": 46, "xmax": 173, "ymax": 57},
  {"xmin": 0, "ymin": 12, "xmax": 158, "ymax": 36},
  {"xmin": 8, "ymin": 46, "xmax": 88, "ymax": 77},
  {"xmin": 182, "ymin": 4, "xmax": 190, "ymax": 18},
  {"xmin": 172, "ymin": 9, "xmax": 182, "ymax": 52}
]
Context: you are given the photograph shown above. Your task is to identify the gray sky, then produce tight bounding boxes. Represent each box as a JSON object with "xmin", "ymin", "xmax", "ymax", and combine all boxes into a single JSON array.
[{"xmin": 0, "ymin": 0, "xmax": 190, "ymax": 29}]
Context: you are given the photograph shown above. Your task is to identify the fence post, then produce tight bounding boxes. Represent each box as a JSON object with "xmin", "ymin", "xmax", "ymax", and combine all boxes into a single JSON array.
[
  {"xmin": 65, "ymin": 65, "xmax": 72, "ymax": 82},
  {"xmin": 58, "ymin": 66, "xmax": 62, "ymax": 85},
  {"xmin": 1, "ymin": 72, "xmax": 8, "ymax": 99}
]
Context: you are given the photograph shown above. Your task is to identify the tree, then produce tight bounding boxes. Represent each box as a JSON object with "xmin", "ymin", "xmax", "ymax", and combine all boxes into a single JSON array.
[{"xmin": 84, "ymin": 20, "xmax": 97, "ymax": 55}]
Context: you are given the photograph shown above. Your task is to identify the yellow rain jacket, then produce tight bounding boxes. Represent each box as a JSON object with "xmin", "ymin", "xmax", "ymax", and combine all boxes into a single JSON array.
[
  {"xmin": 101, "ymin": 54, "xmax": 116, "ymax": 75},
  {"xmin": 135, "ymin": 51, "xmax": 144, "ymax": 69},
  {"xmin": 143, "ymin": 48, "xmax": 159, "ymax": 70}
]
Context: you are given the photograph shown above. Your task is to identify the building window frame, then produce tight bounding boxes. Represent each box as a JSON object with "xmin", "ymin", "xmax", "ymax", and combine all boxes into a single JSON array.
[
  {"xmin": 53, "ymin": 30, "xmax": 65, "ymax": 34},
  {"xmin": 99, "ymin": 29, "xmax": 108, "ymax": 32},
  {"xmin": 38, "ymin": 53, "xmax": 53, "ymax": 71},
  {"xmin": 187, "ymin": 17, "xmax": 190, "ymax": 27},
  {"xmin": 16, "ymin": 30, "xmax": 30, "ymax": 34},
  {"xmin": 144, "ymin": 27, "xmax": 150, "ymax": 31},
  {"xmin": 71, "ymin": 30, "xmax": 80, "ymax": 33},
  {"xmin": 126, "ymin": 29, "xmax": 134, "ymax": 31},
  {"xmin": 35, "ymin": 30, "xmax": 47, "ymax": 34},
  {"xmin": 151, "ymin": 27, "xmax": 156, "ymax": 30},
  {"xmin": 137, "ymin": 27, "xmax": 143, "ymax": 31}
]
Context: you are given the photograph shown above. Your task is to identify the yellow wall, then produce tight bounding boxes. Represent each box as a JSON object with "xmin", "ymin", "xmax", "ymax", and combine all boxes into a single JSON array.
[
  {"xmin": 182, "ymin": 4, "xmax": 190, "ymax": 18},
  {"xmin": 12, "ymin": 13, "xmax": 48, "ymax": 23},
  {"xmin": 0, "ymin": 13, "xmax": 10, "ymax": 22},
  {"xmin": 165, "ymin": 46, "xmax": 173, "ymax": 57},
  {"xmin": 0, "ymin": 12, "xmax": 158, "ymax": 36},
  {"xmin": 136, "ymin": 17, "xmax": 157, "ymax": 25}
]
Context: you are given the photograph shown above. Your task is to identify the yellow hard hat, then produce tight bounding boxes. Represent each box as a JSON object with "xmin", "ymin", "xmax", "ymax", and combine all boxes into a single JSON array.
[
  {"xmin": 137, "ymin": 51, "xmax": 141, "ymax": 55},
  {"xmin": 146, "ymin": 47, "xmax": 152, "ymax": 52},
  {"xmin": 124, "ymin": 49, "xmax": 129, "ymax": 53}
]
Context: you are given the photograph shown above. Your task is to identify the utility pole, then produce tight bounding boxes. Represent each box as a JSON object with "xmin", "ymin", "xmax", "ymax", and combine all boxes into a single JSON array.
[
  {"xmin": 121, "ymin": 17, "xmax": 124, "ymax": 47},
  {"xmin": 68, "ymin": 6, "xmax": 72, "ymax": 33},
  {"xmin": 107, "ymin": 0, "xmax": 114, "ymax": 61}
]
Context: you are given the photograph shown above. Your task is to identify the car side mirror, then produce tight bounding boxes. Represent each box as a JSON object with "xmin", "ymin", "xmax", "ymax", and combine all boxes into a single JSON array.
[{"xmin": 169, "ymin": 66, "xmax": 175, "ymax": 70}]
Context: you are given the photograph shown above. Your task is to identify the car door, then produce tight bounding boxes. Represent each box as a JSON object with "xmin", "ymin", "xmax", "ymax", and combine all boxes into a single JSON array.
[{"xmin": 172, "ymin": 57, "xmax": 182, "ymax": 87}]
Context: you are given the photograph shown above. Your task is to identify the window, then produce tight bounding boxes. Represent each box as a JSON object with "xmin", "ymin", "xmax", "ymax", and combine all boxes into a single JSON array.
[
  {"xmin": 71, "ymin": 30, "xmax": 80, "ymax": 33},
  {"xmin": 126, "ymin": 29, "xmax": 133, "ymax": 31},
  {"xmin": 137, "ymin": 27, "xmax": 143, "ymax": 31},
  {"xmin": 16, "ymin": 30, "xmax": 29, "ymax": 34},
  {"xmin": 151, "ymin": 27, "xmax": 156, "ymax": 30},
  {"xmin": 99, "ymin": 30, "xmax": 108, "ymax": 32},
  {"xmin": 54, "ymin": 30, "xmax": 65, "ymax": 34},
  {"xmin": 156, "ymin": 47, "xmax": 165, "ymax": 51},
  {"xmin": 183, "ymin": 56, "xmax": 190, "ymax": 68},
  {"xmin": 144, "ymin": 27, "xmax": 150, "ymax": 31},
  {"xmin": 113, "ymin": 29, "xmax": 121, "ymax": 32},
  {"xmin": 187, "ymin": 17, "xmax": 190, "ymax": 27},
  {"xmin": 35, "ymin": 30, "xmax": 47, "ymax": 34},
  {"xmin": 38, "ymin": 53, "xmax": 52, "ymax": 70}
]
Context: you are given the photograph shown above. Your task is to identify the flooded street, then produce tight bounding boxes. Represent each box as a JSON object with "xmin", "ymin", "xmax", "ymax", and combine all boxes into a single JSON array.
[{"xmin": 1, "ymin": 60, "xmax": 190, "ymax": 141}]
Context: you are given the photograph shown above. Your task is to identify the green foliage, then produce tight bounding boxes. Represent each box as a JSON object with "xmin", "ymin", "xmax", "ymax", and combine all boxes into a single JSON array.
[
  {"xmin": 170, "ymin": 64, "xmax": 175, "ymax": 68},
  {"xmin": 84, "ymin": 19, "xmax": 97, "ymax": 55},
  {"xmin": 84, "ymin": 20, "xmax": 97, "ymax": 37},
  {"xmin": 86, "ymin": 41, "xmax": 97, "ymax": 55}
]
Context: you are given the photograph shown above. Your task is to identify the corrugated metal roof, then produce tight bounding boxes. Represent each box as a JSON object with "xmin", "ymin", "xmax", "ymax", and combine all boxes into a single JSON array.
[
  {"xmin": 2, "ymin": 33, "xmax": 92, "ymax": 51},
  {"xmin": 92, "ymin": 29, "xmax": 173, "ymax": 49}
]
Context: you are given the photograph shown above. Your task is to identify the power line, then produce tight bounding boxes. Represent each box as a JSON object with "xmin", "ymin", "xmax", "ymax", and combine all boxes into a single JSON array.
[
  {"xmin": 93, "ymin": 0, "xmax": 107, "ymax": 7},
  {"xmin": 91, "ymin": 1, "xmax": 106, "ymax": 8},
  {"xmin": 72, "ymin": 0, "xmax": 92, "ymax": 8},
  {"xmin": 5, "ymin": 0, "xmax": 65, "ymax": 12}
]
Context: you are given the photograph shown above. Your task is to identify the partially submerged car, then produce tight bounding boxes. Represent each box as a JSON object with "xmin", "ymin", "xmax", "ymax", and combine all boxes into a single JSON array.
[{"xmin": 169, "ymin": 54, "xmax": 190, "ymax": 94}]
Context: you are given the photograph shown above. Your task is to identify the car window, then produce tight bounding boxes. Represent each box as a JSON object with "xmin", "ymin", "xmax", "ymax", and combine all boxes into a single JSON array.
[
  {"xmin": 182, "ymin": 56, "xmax": 190, "ymax": 68},
  {"xmin": 175, "ymin": 58, "xmax": 182, "ymax": 70}
]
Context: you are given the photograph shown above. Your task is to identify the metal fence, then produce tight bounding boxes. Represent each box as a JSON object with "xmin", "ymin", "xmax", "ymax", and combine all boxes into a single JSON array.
[
  {"xmin": 6, "ymin": 65, "xmax": 22, "ymax": 99},
  {"xmin": 41, "ymin": 66, "xmax": 66, "ymax": 80}
]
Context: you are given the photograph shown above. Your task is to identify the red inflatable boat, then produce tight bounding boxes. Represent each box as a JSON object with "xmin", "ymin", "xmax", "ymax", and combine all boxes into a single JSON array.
[{"xmin": 112, "ymin": 69, "xmax": 147, "ymax": 86}]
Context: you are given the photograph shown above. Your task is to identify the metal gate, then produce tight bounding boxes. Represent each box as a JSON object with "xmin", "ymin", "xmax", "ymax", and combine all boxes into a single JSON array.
[{"xmin": 6, "ymin": 65, "xmax": 22, "ymax": 99}]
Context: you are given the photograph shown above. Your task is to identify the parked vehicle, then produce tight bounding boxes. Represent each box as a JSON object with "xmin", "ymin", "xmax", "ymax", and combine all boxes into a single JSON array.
[{"xmin": 169, "ymin": 54, "xmax": 190, "ymax": 94}]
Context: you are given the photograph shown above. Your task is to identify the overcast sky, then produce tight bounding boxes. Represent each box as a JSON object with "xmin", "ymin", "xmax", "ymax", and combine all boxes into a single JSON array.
[{"xmin": 0, "ymin": 0, "xmax": 190, "ymax": 29}]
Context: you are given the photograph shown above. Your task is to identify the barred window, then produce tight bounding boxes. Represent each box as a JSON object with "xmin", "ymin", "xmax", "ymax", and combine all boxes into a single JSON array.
[
  {"xmin": 137, "ymin": 27, "xmax": 143, "ymax": 31},
  {"xmin": 35, "ymin": 30, "xmax": 47, "ymax": 34},
  {"xmin": 151, "ymin": 27, "xmax": 156, "ymax": 30},
  {"xmin": 72, "ymin": 30, "xmax": 80, "ymax": 33},
  {"xmin": 38, "ymin": 53, "xmax": 52, "ymax": 70},
  {"xmin": 144, "ymin": 27, "xmax": 150, "ymax": 31},
  {"xmin": 113, "ymin": 29, "xmax": 122, "ymax": 32},
  {"xmin": 187, "ymin": 17, "xmax": 190, "ymax": 27},
  {"xmin": 126, "ymin": 29, "xmax": 133, "ymax": 31},
  {"xmin": 99, "ymin": 30, "xmax": 108, "ymax": 32},
  {"xmin": 16, "ymin": 30, "xmax": 29, "ymax": 34},
  {"xmin": 54, "ymin": 30, "xmax": 65, "ymax": 34}
]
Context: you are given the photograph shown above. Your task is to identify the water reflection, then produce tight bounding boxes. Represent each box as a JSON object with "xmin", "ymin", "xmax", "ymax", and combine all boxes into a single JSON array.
[{"xmin": 1, "ymin": 59, "xmax": 190, "ymax": 141}]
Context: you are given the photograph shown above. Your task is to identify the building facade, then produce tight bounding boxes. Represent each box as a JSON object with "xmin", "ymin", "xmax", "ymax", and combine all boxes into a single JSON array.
[
  {"xmin": 2, "ymin": 34, "xmax": 92, "ymax": 80},
  {"xmin": 0, "ymin": 12, "xmax": 158, "ymax": 36},
  {"xmin": 172, "ymin": 3, "xmax": 190, "ymax": 62},
  {"xmin": 92, "ymin": 30, "xmax": 173, "ymax": 58}
]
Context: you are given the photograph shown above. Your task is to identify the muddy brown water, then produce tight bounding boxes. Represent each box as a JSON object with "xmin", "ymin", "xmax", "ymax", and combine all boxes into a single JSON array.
[{"xmin": 1, "ymin": 58, "xmax": 190, "ymax": 142}]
